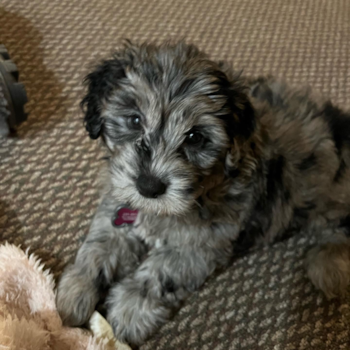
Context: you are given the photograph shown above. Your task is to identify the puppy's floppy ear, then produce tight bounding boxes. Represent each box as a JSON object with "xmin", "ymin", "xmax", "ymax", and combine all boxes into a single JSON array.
[
  {"xmin": 215, "ymin": 61, "xmax": 258, "ymax": 179},
  {"xmin": 216, "ymin": 61, "xmax": 255, "ymax": 142},
  {"xmin": 81, "ymin": 58, "xmax": 126, "ymax": 139}
]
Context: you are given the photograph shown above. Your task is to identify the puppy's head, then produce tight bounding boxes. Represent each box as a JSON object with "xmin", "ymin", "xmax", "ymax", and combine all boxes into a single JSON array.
[{"xmin": 82, "ymin": 41, "xmax": 255, "ymax": 216}]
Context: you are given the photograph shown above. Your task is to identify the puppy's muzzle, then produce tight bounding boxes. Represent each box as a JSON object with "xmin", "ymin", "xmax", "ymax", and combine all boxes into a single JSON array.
[{"xmin": 136, "ymin": 174, "xmax": 167, "ymax": 198}]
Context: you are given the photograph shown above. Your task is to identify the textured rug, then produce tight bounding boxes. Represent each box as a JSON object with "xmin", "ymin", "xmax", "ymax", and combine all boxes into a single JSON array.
[{"xmin": 0, "ymin": 0, "xmax": 349, "ymax": 349}]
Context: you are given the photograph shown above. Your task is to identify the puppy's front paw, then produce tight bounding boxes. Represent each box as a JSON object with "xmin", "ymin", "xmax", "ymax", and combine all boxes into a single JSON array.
[
  {"xmin": 107, "ymin": 278, "xmax": 170, "ymax": 346},
  {"xmin": 56, "ymin": 264, "xmax": 99, "ymax": 326}
]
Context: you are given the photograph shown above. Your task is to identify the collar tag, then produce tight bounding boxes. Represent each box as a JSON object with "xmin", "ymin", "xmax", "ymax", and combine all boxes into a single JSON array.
[{"xmin": 112, "ymin": 206, "xmax": 138, "ymax": 227}]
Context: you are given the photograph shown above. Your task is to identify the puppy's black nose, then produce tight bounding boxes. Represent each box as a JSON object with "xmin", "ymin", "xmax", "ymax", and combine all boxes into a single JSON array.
[{"xmin": 136, "ymin": 174, "xmax": 167, "ymax": 198}]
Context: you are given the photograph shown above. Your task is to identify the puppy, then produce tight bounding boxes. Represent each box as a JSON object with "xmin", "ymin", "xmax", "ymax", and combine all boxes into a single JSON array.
[{"xmin": 56, "ymin": 41, "xmax": 350, "ymax": 346}]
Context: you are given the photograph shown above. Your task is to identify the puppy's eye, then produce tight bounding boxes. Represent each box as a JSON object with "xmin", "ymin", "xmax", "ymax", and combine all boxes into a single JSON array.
[
  {"xmin": 128, "ymin": 115, "xmax": 142, "ymax": 129},
  {"xmin": 185, "ymin": 131, "xmax": 204, "ymax": 146}
]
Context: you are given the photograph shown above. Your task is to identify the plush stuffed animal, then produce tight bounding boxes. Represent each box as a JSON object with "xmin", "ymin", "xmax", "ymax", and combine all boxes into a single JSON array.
[{"xmin": 0, "ymin": 243, "xmax": 130, "ymax": 350}]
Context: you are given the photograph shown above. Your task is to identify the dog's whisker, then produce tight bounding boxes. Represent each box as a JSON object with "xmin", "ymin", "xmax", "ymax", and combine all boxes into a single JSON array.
[{"xmin": 194, "ymin": 200, "xmax": 202, "ymax": 208}]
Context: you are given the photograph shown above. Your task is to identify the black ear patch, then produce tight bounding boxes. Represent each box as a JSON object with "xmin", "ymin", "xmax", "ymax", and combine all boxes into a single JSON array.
[
  {"xmin": 215, "ymin": 72, "xmax": 256, "ymax": 142},
  {"xmin": 81, "ymin": 59, "xmax": 126, "ymax": 139},
  {"xmin": 227, "ymin": 88, "xmax": 256, "ymax": 140}
]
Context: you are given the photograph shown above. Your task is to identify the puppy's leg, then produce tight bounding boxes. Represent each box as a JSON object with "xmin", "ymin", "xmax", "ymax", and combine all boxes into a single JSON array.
[
  {"xmin": 106, "ymin": 245, "xmax": 220, "ymax": 346},
  {"xmin": 307, "ymin": 232, "xmax": 350, "ymax": 298},
  {"xmin": 56, "ymin": 197, "xmax": 145, "ymax": 326}
]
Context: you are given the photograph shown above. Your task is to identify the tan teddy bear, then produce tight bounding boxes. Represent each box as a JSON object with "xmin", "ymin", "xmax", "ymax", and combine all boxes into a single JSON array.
[{"xmin": 0, "ymin": 243, "xmax": 130, "ymax": 350}]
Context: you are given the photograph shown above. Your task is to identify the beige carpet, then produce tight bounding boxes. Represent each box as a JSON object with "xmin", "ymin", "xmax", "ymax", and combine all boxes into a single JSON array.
[{"xmin": 0, "ymin": 0, "xmax": 350, "ymax": 348}]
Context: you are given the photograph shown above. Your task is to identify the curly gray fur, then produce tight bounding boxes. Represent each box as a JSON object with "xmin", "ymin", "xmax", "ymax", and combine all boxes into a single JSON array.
[{"xmin": 56, "ymin": 41, "xmax": 350, "ymax": 346}]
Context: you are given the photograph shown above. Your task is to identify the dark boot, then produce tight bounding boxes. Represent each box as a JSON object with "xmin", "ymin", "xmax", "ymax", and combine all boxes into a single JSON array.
[{"xmin": 0, "ymin": 44, "xmax": 27, "ymax": 136}]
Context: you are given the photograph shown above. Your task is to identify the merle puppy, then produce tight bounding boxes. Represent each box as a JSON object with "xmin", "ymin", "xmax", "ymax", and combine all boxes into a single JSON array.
[{"xmin": 57, "ymin": 41, "xmax": 350, "ymax": 345}]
